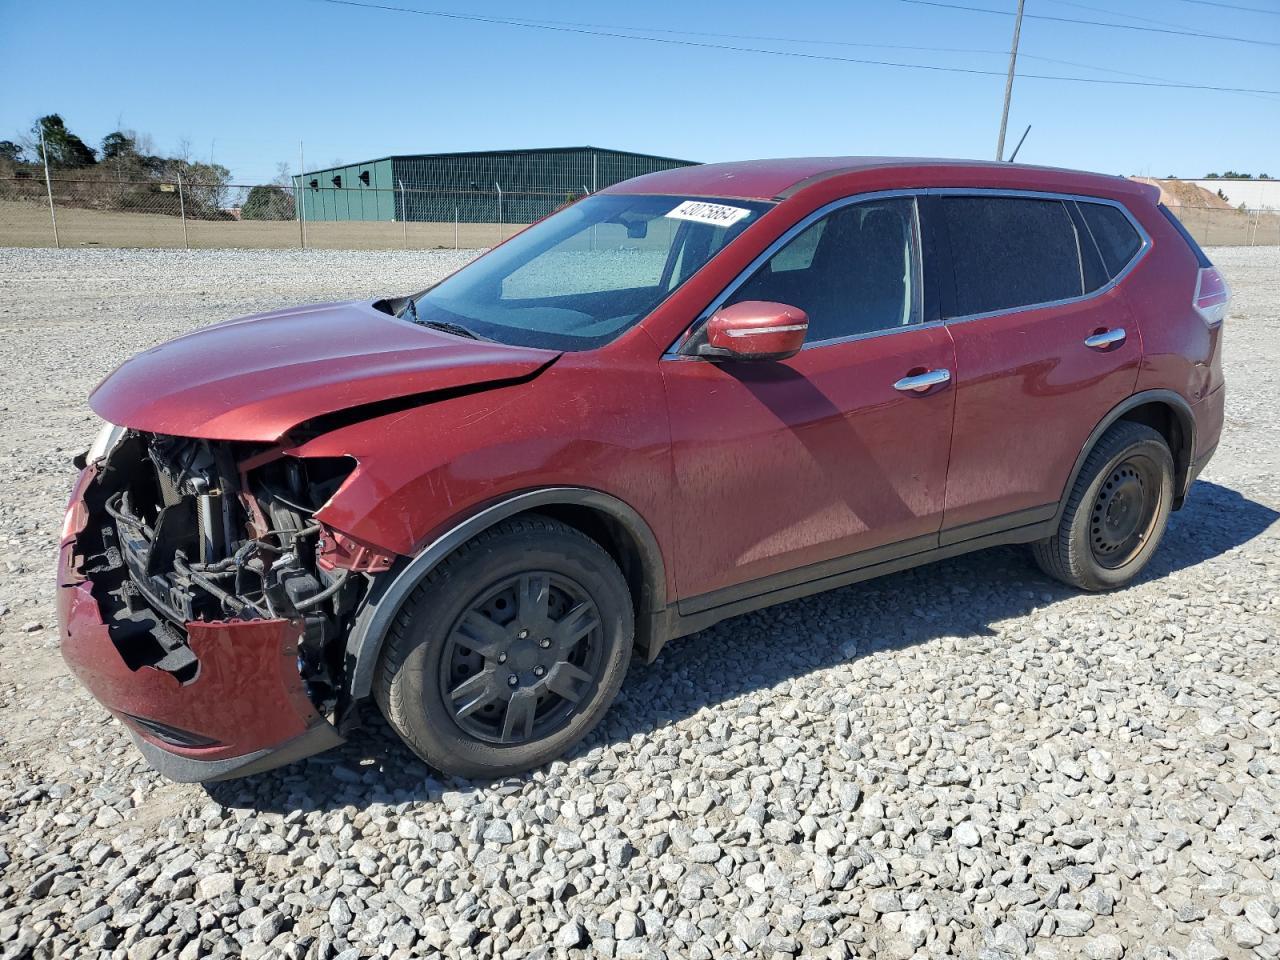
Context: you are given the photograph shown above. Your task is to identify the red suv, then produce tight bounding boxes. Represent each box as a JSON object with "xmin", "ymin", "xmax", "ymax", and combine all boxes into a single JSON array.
[{"xmin": 59, "ymin": 158, "xmax": 1227, "ymax": 781}]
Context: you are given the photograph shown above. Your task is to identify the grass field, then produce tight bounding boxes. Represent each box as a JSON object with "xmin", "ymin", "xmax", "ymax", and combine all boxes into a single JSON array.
[
  {"xmin": 2, "ymin": 196, "xmax": 1276, "ymax": 250},
  {"xmin": 0, "ymin": 199, "xmax": 513, "ymax": 250},
  {"xmin": 1170, "ymin": 203, "xmax": 1280, "ymax": 247}
]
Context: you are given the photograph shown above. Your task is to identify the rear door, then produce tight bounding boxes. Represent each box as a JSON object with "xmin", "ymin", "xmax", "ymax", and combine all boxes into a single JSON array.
[{"xmin": 934, "ymin": 192, "xmax": 1145, "ymax": 536}]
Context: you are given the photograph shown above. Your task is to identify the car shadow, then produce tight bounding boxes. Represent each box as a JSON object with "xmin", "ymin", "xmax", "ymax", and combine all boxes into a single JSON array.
[{"xmin": 206, "ymin": 479, "xmax": 1277, "ymax": 813}]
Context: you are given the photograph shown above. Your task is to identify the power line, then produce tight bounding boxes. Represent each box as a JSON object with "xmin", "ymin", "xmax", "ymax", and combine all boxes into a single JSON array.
[
  {"xmin": 448, "ymin": 8, "xmax": 1280, "ymax": 103},
  {"xmin": 1040, "ymin": 0, "xmax": 1280, "ymax": 87},
  {"xmin": 1042, "ymin": 0, "xmax": 1200, "ymax": 31},
  {"xmin": 1013, "ymin": 50, "xmax": 1278, "ymax": 102},
  {"xmin": 492, "ymin": 14, "xmax": 1018, "ymax": 56},
  {"xmin": 898, "ymin": 0, "xmax": 1280, "ymax": 46},
  {"xmin": 1167, "ymin": 0, "xmax": 1280, "ymax": 13},
  {"xmin": 309, "ymin": 0, "xmax": 1280, "ymax": 94}
]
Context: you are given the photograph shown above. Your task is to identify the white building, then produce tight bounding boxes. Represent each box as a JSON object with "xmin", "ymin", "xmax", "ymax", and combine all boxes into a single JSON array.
[{"xmin": 1185, "ymin": 179, "xmax": 1280, "ymax": 211}]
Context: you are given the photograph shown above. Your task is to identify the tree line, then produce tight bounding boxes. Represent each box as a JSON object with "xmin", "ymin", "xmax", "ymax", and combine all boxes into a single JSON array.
[
  {"xmin": 1203, "ymin": 172, "xmax": 1272, "ymax": 180},
  {"xmin": 0, "ymin": 115, "xmax": 295, "ymax": 221}
]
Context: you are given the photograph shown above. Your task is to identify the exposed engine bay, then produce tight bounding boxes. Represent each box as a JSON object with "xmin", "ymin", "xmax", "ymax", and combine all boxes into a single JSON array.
[{"xmin": 76, "ymin": 431, "xmax": 370, "ymax": 709}]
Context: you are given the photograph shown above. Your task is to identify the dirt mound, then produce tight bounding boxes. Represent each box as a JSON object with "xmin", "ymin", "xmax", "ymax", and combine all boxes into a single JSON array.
[{"xmin": 1132, "ymin": 178, "xmax": 1232, "ymax": 209}]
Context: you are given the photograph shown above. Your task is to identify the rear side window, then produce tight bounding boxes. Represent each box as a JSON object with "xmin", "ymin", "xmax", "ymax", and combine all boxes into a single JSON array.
[
  {"xmin": 943, "ymin": 197, "xmax": 1084, "ymax": 316},
  {"xmin": 1078, "ymin": 201, "xmax": 1142, "ymax": 278}
]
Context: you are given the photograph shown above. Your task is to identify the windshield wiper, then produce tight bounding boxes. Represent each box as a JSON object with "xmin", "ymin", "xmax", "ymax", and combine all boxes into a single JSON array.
[
  {"xmin": 418, "ymin": 319, "xmax": 482, "ymax": 340},
  {"xmin": 399, "ymin": 298, "xmax": 483, "ymax": 340}
]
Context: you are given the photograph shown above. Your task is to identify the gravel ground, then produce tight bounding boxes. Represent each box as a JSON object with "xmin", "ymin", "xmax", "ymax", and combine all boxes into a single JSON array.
[{"xmin": 1, "ymin": 246, "xmax": 1279, "ymax": 960}]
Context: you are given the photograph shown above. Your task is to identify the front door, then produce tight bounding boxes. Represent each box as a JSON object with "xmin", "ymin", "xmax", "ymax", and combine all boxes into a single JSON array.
[{"xmin": 660, "ymin": 195, "xmax": 957, "ymax": 605}]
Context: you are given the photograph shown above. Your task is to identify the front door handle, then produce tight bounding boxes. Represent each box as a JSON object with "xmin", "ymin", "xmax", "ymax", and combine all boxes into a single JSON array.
[
  {"xmin": 1084, "ymin": 328, "xmax": 1126, "ymax": 349},
  {"xmin": 893, "ymin": 368, "xmax": 951, "ymax": 393}
]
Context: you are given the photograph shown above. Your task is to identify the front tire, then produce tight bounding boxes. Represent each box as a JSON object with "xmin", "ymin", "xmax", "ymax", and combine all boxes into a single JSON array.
[
  {"xmin": 1032, "ymin": 421, "xmax": 1174, "ymax": 591},
  {"xmin": 375, "ymin": 515, "xmax": 633, "ymax": 779}
]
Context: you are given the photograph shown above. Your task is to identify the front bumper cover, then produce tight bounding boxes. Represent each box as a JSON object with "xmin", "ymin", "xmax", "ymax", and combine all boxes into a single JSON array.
[{"xmin": 57, "ymin": 466, "xmax": 344, "ymax": 782}]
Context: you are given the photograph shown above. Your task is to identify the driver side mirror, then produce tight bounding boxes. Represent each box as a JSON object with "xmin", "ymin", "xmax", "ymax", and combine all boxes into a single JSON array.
[{"xmin": 697, "ymin": 301, "xmax": 808, "ymax": 361}]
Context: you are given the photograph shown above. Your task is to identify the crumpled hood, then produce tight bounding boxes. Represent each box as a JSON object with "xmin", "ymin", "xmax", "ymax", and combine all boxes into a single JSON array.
[{"xmin": 90, "ymin": 300, "xmax": 558, "ymax": 442}]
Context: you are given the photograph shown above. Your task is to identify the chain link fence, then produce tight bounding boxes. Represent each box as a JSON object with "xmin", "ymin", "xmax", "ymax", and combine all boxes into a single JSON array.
[
  {"xmin": 2, "ymin": 175, "xmax": 1277, "ymax": 250},
  {"xmin": 0, "ymin": 177, "xmax": 577, "ymax": 250},
  {"xmin": 1156, "ymin": 203, "xmax": 1279, "ymax": 248}
]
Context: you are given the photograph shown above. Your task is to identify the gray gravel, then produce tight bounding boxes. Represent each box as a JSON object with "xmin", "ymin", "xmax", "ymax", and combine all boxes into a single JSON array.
[{"xmin": 1, "ymin": 246, "xmax": 1279, "ymax": 960}]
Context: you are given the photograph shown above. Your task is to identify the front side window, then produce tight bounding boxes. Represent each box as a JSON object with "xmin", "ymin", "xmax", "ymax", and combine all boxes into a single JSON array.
[
  {"xmin": 724, "ymin": 196, "xmax": 921, "ymax": 343},
  {"xmin": 413, "ymin": 194, "xmax": 770, "ymax": 350},
  {"xmin": 943, "ymin": 196, "xmax": 1084, "ymax": 316}
]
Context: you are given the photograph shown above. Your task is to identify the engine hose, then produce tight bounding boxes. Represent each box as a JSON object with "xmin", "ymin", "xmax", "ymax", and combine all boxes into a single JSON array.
[
  {"xmin": 173, "ymin": 555, "xmax": 269, "ymax": 618},
  {"xmin": 191, "ymin": 524, "xmax": 316, "ymax": 573},
  {"xmin": 191, "ymin": 539, "xmax": 266, "ymax": 573},
  {"xmin": 104, "ymin": 492, "xmax": 154, "ymax": 539},
  {"xmin": 256, "ymin": 523, "xmax": 321, "ymax": 544},
  {"xmin": 292, "ymin": 569, "xmax": 350, "ymax": 611}
]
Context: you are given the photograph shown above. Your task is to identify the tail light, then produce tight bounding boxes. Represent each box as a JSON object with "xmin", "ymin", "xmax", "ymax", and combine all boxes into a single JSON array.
[{"xmin": 1193, "ymin": 267, "xmax": 1230, "ymax": 328}]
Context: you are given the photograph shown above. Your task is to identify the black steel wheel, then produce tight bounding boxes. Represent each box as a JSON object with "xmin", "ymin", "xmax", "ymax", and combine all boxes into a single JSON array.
[
  {"xmin": 374, "ymin": 515, "xmax": 633, "ymax": 779},
  {"xmin": 1032, "ymin": 420, "xmax": 1174, "ymax": 591},
  {"xmin": 440, "ymin": 572, "xmax": 605, "ymax": 745},
  {"xmin": 1088, "ymin": 455, "xmax": 1163, "ymax": 569}
]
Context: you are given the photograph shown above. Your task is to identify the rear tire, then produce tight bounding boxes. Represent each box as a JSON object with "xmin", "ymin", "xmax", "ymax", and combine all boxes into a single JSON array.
[
  {"xmin": 374, "ymin": 514, "xmax": 633, "ymax": 779},
  {"xmin": 1032, "ymin": 421, "xmax": 1174, "ymax": 591}
]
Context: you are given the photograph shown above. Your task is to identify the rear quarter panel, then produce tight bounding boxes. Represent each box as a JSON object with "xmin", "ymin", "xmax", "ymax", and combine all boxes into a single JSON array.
[{"xmin": 1128, "ymin": 204, "xmax": 1222, "ymax": 404}]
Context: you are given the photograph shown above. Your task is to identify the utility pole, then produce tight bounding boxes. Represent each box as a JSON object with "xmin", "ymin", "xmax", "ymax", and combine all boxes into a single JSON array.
[
  {"xmin": 996, "ymin": 0, "xmax": 1026, "ymax": 162},
  {"xmin": 39, "ymin": 126, "xmax": 60, "ymax": 249},
  {"xmin": 398, "ymin": 178, "xmax": 408, "ymax": 249},
  {"xmin": 176, "ymin": 168, "xmax": 189, "ymax": 250},
  {"xmin": 495, "ymin": 181, "xmax": 503, "ymax": 243},
  {"xmin": 298, "ymin": 141, "xmax": 308, "ymax": 250}
]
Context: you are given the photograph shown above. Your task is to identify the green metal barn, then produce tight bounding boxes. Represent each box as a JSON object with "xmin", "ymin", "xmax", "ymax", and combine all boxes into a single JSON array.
[{"xmin": 293, "ymin": 146, "xmax": 696, "ymax": 224}]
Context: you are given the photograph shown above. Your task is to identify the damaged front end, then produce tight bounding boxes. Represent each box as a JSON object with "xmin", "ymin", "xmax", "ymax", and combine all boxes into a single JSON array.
[{"xmin": 58, "ymin": 429, "xmax": 391, "ymax": 781}]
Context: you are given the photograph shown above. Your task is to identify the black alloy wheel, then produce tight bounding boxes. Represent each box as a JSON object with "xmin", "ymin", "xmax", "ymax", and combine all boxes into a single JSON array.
[
  {"xmin": 440, "ymin": 572, "xmax": 605, "ymax": 745},
  {"xmin": 374, "ymin": 514, "xmax": 633, "ymax": 779}
]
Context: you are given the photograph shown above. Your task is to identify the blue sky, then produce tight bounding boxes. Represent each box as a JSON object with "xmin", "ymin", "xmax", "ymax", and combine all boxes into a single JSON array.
[{"xmin": 1, "ymin": 0, "xmax": 1276, "ymax": 184}]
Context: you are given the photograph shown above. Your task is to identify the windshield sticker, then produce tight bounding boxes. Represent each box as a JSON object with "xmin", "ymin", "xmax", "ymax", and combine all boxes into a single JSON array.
[{"xmin": 665, "ymin": 200, "xmax": 752, "ymax": 228}]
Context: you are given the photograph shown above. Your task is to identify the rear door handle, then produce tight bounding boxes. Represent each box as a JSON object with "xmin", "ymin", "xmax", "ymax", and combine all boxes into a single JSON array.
[
  {"xmin": 1084, "ymin": 328, "xmax": 1126, "ymax": 349},
  {"xmin": 893, "ymin": 368, "xmax": 951, "ymax": 393}
]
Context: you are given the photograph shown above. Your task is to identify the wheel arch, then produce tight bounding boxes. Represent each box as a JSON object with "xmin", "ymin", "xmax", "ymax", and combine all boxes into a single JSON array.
[
  {"xmin": 1055, "ymin": 389, "xmax": 1196, "ymax": 526},
  {"xmin": 342, "ymin": 487, "xmax": 669, "ymax": 704}
]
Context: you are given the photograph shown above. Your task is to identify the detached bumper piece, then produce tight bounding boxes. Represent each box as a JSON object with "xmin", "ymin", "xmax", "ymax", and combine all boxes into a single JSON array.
[{"xmin": 58, "ymin": 467, "xmax": 343, "ymax": 782}]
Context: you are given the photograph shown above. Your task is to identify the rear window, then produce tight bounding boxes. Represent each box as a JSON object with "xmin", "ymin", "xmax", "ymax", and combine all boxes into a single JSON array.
[
  {"xmin": 1159, "ymin": 203, "xmax": 1213, "ymax": 268},
  {"xmin": 943, "ymin": 196, "xmax": 1084, "ymax": 317},
  {"xmin": 1078, "ymin": 201, "xmax": 1143, "ymax": 278}
]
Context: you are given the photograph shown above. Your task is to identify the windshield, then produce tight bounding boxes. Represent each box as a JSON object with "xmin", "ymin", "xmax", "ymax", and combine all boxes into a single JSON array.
[{"xmin": 412, "ymin": 194, "xmax": 771, "ymax": 350}]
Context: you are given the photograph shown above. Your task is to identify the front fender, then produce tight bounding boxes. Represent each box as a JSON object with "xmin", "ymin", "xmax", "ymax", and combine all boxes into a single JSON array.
[
  {"xmin": 342, "ymin": 487, "xmax": 670, "ymax": 702},
  {"xmin": 290, "ymin": 361, "xmax": 672, "ymax": 560},
  {"xmin": 285, "ymin": 359, "xmax": 677, "ymax": 702}
]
